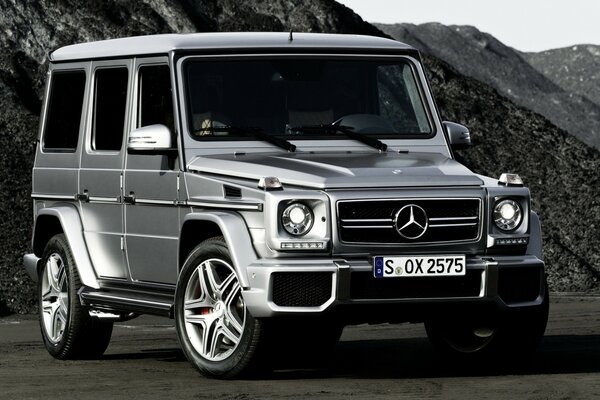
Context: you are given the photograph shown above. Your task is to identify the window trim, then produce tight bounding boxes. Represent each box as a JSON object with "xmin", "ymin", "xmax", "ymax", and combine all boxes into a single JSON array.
[
  {"xmin": 90, "ymin": 66, "xmax": 130, "ymax": 152},
  {"xmin": 134, "ymin": 61, "xmax": 175, "ymax": 132},
  {"xmin": 41, "ymin": 69, "xmax": 87, "ymax": 153},
  {"xmin": 180, "ymin": 54, "xmax": 437, "ymax": 143}
]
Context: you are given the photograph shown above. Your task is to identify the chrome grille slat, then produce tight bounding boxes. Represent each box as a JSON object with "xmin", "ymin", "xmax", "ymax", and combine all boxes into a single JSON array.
[
  {"xmin": 342, "ymin": 225, "xmax": 393, "ymax": 229},
  {"xmin": 429, "ymin": 223, "xmax": 478, "ymax": 228},
  {"xmin": 428, "ymin": 216, "xmax": 478, "ymax": 221},
  {"xmin": 337, "ymin": 198, "xmax": 482, "ymax": 244}
]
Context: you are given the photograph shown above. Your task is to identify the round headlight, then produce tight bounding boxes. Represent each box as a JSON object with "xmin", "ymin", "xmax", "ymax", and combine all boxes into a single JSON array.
[
  {"xmin": 281, "ymin": 203, "xmax": 314, "ymax": 236},
  {"xmin": 493, "ymin": 199, "xmax": 522, "ymax": 231}
]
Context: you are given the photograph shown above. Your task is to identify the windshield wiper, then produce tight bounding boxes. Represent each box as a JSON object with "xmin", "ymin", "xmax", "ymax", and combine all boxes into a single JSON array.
[
  {"xmin": 196, "ymin": 126, "xmax": 296, "ymax": 152},
  {"xmin": 288, "ymin": 124, "xmax": 388, "ymax": 152}
]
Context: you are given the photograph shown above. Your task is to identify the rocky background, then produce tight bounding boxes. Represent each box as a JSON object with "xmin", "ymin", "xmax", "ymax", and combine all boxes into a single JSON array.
[
  {"xmin": 376, "ymin": 23, "xmax": 600, "ymax": 150},
  {"xmin": 525, "ymin": 44, "xmax": 600, "ymax": 107},
  {"xmin": 1, "ymin": 0, "xmax": 598, "ymax": 315}
]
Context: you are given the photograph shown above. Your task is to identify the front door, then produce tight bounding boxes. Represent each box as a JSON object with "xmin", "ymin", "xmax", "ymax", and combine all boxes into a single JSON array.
[{"xmin": 123, "ymin": 59, "xmax": 180, "ymax": 284}]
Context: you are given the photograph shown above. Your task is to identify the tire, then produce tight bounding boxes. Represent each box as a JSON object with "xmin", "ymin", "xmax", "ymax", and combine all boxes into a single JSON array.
[
  {"xmin": 425, "ymin": 287, "xmax": 549, "ymax": 361},
  {"xmin": 38, "ymin": 234, "xmax": 113, "ymax": 359},
  {"xmin": 425, "ymin": 316, "xmax": 500, "ymax": 358},
  {"xmin": 175, "ymin": 237, "xmax": 267, "ymax": 379}
]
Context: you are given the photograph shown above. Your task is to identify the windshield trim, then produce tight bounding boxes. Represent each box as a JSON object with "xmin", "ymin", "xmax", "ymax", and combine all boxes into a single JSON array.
[{"xmin": 180, "ymin": 53, "xmax": 438, "ymax": 146}]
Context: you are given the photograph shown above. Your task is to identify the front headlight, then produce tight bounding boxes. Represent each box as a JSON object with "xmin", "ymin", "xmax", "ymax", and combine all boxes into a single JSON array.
[
  {"xmin": 493, "ymin": 199, "xmax": 522, "ymax": 231},
  {"xmin": 281, "ymin": 203, "xmax": 314, "ymax": 236}
]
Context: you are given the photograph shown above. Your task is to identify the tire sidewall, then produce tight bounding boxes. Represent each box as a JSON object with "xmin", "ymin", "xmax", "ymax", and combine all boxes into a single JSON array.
[{"xmin": 174, "ymin": 238, "xmax": 259, "ymax": 378}]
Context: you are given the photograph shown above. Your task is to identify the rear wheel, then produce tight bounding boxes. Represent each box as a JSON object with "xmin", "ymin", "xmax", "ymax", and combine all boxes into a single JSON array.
[
  {"xmin": 175, "ymin": 237, "xmax": 267, "ymax": 379},
  {"xmin": 38, "ymin": 234, "xmax": 113, "ymax": 359}
]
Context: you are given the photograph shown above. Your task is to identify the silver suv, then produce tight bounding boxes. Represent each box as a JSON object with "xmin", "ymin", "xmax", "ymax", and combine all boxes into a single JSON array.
[{"xmin": 24, "ymin": 32, "xmax": 548, "ymax": 378}]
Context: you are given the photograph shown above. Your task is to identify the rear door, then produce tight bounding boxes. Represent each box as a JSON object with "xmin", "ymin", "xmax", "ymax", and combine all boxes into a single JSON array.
[{"xmin": 79, "ymin": 61, "xmax": 131, "ymax": 279}]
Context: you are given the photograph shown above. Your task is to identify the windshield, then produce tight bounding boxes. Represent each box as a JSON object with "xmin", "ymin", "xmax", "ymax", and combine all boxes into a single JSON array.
[{"xmin": 185, "ymin": 58, "xmax": 432, "ymax": 141}]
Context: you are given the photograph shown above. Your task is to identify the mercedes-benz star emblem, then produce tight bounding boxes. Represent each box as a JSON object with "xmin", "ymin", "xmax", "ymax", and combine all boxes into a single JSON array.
[{"xmin": 394, "ymin": 204, "xmax": 428, "ymax": 240}]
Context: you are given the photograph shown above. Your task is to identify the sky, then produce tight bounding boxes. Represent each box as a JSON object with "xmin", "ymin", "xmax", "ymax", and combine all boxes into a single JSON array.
[{"xmin": 336, "ymin": 0, "xmax": 600, "ymax": 52}]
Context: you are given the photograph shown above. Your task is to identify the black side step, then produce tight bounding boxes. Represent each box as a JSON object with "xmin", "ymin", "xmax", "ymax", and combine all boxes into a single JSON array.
[{"xmin": 79, "ymin": 286, "xmax": 174, "ymax": 318}]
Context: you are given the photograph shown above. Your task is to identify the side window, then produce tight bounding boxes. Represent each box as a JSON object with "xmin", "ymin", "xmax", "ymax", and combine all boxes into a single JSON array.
[
  {"xmin": 42, "ymin": 71, "xmax": 86, "ymax": 151},
  {"xmin": 138, "ymin": 65, "xmax": 174, "ymax": 132},
  {"xmin": 93, "ymin": 67, "xmax": 128, "ymax": 151}
]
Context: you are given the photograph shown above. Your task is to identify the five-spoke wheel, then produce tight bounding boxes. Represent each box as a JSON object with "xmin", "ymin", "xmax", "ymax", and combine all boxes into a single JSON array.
[
  {"xmin": 183, "ymin": 258, "xmax": 245, "ymax": 362},
  {"xmin": 38, "ymin": 234, "xmax": 113, "ymax": 359},
  {"xmin": 175, "ymin": 237, "xmax": 266, "ymax": 378},
  {"xmin": 40, "ymin": 253, "xmax": 69, "ymax": 344}
]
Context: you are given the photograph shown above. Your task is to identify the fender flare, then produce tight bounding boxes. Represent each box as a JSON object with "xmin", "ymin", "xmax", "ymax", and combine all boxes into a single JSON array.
[
  {"xmin": 34, "ymin": 205, "xmax": 99, "ymax": 289},
  {"xmin": 180, "ymin": 212, "xmax": 258, "ymax": 288},
  {"xmin": 527, "ymin": 211, "xmax": 544, "ymax": 261}
]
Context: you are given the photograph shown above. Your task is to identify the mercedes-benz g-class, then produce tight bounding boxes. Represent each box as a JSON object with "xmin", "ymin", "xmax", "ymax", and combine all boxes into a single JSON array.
[{"xmin": 24, "ymin": 32, "xmax": 548, "ymax": 378}]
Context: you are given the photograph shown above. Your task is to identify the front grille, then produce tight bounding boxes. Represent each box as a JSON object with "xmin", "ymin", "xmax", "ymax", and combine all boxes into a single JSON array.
[
  {"xmin": 498, "ymin": 267, "xmax": 542, "ymax": 303},
  {"xmin": 272, "ymin": 272, "xmax": 333, "ymax": 307},
  {"xmin": 338, "ymin": 198, "xmax": 481, "ymax": 244},
  {"xmin": 350, "ymin": 270, "xmax": 482, "ymax": 300}
]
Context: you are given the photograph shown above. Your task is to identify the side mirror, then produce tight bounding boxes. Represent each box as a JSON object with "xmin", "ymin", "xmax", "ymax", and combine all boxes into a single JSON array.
[
  {"xmin": 128, "ymin": 124, "xmax": 176, "ymax": 155},
  {"xmin": 443, "ymin": 121, "xmax": 471, "ymax": 150}
]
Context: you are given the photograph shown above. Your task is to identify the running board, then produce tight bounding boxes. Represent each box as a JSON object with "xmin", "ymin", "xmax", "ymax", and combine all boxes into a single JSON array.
[{"xmin": 78, "ymin": 287, "xmax": 174, "ymax": 318}]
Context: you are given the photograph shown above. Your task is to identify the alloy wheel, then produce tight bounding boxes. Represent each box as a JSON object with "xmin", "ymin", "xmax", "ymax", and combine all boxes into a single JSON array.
[
  {"xmin": 40, "ymin": 253, "xmax": 69, "ymax": 344},
  {"xmin": 183, "ymin": 258, "xmax": 246, "ymax": 362}
]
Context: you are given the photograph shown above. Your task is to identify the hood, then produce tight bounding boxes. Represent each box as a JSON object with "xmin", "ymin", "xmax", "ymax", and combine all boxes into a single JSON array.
[{"xmin": 187, "ymin": 151, "xmax": 483, "ymax": 189}]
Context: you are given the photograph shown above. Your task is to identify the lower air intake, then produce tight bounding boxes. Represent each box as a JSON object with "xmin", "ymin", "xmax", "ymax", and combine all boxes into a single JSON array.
[
  {"xmin": 272, "ymin": 272, "xmax": 333, "ymax": 307},
  {"xmin": 498, "ymin": 267, "xmax": 542, "ymax": 303}
]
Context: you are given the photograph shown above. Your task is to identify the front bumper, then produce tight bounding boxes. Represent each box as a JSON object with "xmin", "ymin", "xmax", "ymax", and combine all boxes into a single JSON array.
[{"xmin": 243, "ymin": 254, "xmax": 546, "ymax": 319}]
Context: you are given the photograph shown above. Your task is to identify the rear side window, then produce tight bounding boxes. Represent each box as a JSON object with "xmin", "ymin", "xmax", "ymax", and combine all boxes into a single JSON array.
[
  {"xmin": 138, "ymin": 65, "xmax": 174, "ymax": 132},
  {"xmin": 42, "ymin": 71, "xmax": 86, "ymax": 151},
  {"xmin": 93, "ymin": 67, "xmax": 128, "ymax": 151}
]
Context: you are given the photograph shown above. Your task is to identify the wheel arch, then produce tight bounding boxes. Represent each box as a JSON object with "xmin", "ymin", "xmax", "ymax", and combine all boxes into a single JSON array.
[
  {"xmin": 179, "ymin": 212, "xmax": 258, "ymax": 288},
  {"xmin": 32, "ymin": 205, "xmax": 99, "ymax": 289},
  {"xmin": 527, "ymin": 211, "xmax": 543, "ymax": 261}
]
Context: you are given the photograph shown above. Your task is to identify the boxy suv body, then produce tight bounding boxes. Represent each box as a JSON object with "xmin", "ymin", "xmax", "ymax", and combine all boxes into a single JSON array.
[{"xmin": 24, "ymin": 32, "xmax": 548, "ymax": 378}]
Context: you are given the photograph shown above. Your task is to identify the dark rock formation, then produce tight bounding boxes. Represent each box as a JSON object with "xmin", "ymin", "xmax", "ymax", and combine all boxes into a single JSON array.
[
  {"xmin": 423, "ymin": 54, "xmax": 600, "ymax": 293},
  {"xmin": 376, "ymin": 22, "xmax": 600, "ymax": 150},
  {"xmin": 0, "ymin": 0, "xmax": 381, "ymax": 314},
  {"xmin": 0, "ymin": 1, "xmax": 598, "ymax": 313}
]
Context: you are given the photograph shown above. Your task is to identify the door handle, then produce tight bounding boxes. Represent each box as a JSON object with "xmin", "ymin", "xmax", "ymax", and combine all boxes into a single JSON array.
[
  {"xmin": 75, "ymin": 191, "xmax": 89, "ymax": 202},
  {"xmin": 123, "ymin": 192, "xmax": 136, "ymax": 205}
]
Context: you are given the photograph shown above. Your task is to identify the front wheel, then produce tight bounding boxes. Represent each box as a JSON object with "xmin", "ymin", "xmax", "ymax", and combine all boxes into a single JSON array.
[
  {"xmin": 175, "ymin": 237, "xmax": 267, "ymax": 379},
  {"xmin": 425, "ymin": 291, "xmax": 549, "ymax": 360}
]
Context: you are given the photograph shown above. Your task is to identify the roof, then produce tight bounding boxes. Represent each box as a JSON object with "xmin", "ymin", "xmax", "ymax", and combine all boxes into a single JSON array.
[{"xmin": 50, "ymin": 32, "xmax": 415, "ymax": 62}]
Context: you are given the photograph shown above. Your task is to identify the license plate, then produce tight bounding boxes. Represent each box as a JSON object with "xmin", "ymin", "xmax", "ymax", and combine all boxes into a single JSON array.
[{"xmin": 373, "ymin": 255, "xmax": 466, "ymax": 278}]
